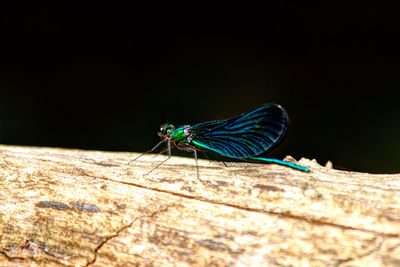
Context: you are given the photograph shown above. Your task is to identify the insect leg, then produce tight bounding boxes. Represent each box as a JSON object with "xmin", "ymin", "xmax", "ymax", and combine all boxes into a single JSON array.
[
  {"xmin": 185, "ymin": 147, "xmax": 204, "ymax": 183},
  {"xmin": 150, "ymin": 147, "xmax": 170, "ymax": 159},
  {"xmin": 201, "ymin": 151, "xmax": 211, "ymax": 163},
  {"xmin": 201, "ymin": 151, "xmax": 227, "ymax": 167},
  {"xmin": 146, "ymin": 138, "xmax": 172, "ymax": 175},
  {"xmin": 129, "ymin": 138, "xmax": 168, "ymax": 165}
]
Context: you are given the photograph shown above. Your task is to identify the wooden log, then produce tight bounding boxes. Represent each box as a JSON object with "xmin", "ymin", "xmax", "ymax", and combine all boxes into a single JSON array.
[{"xmin": 0, "ymin": 144, "xmax": 399, "ymax": 266}]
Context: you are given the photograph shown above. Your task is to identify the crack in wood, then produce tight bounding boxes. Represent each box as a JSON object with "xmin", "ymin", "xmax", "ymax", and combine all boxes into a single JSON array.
[
  {"xmin": 336, "ymin": 237, "xmax": 384, "ymax": 267},
  {"xmin": 86, "ymin": 175, "xmax": 400, "ymax": 239},
  {"xmin": 0, "ymin": 250, "xmax": 25, "ymax": 262},
  {"xmin": 0, "ymin": 248, "xmax": 66, "ymax": 266},
  {"xmin": 85, "ymin": 205, "xmax": 175, "ymax": 266},
  {"xmin": 84, "ymin": 223, "xmax": 134, "ymax": 267}
]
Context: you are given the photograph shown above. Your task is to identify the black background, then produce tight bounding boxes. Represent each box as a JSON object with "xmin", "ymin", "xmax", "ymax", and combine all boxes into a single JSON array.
[{"xmin": 1, "ymin": 3, "xmax": 399, "ymax": 173}]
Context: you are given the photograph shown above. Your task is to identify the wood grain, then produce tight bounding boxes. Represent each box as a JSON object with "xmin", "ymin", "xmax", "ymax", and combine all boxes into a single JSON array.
[{"xmin": 0, "ymin": 145, "xmax": 399, "ymax": 266}]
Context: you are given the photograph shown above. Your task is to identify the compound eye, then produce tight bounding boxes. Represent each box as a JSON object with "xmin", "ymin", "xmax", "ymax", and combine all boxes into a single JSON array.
[
  {"xmin": 158, "ymin": 124, "xmax": 174, "ymax": 137},
  {"xmin": 158, "ymin": 127, "xmax": 166, "ymax": 137}
]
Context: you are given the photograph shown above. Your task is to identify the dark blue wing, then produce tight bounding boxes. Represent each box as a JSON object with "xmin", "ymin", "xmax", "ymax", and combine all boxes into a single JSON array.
[{"xmin": 190, "ymin": 104, "xmax": 288, "ymax": 158}]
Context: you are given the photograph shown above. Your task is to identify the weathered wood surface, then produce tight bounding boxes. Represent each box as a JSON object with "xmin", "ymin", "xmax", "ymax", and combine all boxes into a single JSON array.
[{"xmin": 0, "ymin": 145, "xmax": 400, "ymax": 266}]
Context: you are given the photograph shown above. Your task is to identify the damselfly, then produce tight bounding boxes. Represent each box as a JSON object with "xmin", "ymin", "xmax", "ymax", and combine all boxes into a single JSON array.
[{"xmin": 133, "ymin": 104, "xmax": 309, "ymax": 180}]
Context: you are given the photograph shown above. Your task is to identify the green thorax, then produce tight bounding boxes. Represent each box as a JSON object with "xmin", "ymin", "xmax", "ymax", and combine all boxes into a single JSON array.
[{"xmin": 171, "ymin": 125, "xmax": 192, "ymax": 144}]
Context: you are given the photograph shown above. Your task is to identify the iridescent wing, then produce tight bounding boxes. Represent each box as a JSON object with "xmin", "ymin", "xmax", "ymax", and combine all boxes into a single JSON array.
[{"xmin": 190, "ymin": 104, "xmax": 288, "ymax": 159}]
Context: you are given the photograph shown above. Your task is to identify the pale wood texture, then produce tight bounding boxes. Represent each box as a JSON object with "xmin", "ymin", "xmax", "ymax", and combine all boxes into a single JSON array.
[{"xmin": 0, "ymin": 145, "xmax": 400, "ymax": 266}]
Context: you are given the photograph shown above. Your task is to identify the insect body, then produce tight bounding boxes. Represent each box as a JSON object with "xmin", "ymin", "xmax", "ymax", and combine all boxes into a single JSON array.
[{"xmin": 134, "ymin": 104, "xmax": 309, "ymax": 180}]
